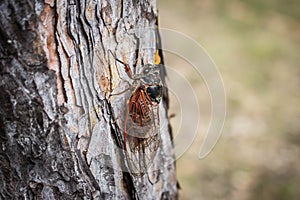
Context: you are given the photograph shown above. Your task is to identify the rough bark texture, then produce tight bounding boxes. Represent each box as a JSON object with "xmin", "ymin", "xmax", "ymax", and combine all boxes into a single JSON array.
[{"xmin": 0, "ymin": 0, "xmax": 177, "ymax": 199}]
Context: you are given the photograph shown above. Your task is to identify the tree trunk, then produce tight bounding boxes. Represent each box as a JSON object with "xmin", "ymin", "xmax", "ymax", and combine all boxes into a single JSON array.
[{"xmin": 0, "ymin": 0, "xmax": 178, "ymax": 199}]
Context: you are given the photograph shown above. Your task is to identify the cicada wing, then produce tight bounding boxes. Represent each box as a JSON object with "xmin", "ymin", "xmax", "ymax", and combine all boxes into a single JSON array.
[
  {"xmin": 123, "ymin": 89, "xmax": 161, "ymax": 139},
  {"xmin": 114, "ymin": 87, "xmax": 161, "ymax": 174},
  {"xmin": 124, "ymin": 134, "xmax": 160, "ymax": 175}
]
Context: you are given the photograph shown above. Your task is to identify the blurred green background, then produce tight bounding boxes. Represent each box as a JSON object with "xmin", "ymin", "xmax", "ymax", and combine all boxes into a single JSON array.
[{"xmin": 157, "ymin": 0, "xmax": 300, "ymax": 199}]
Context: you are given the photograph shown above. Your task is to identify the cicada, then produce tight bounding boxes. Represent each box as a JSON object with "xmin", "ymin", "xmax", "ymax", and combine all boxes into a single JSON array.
[{"xmin": 109, "ymin": 50, "xmax": 163, "ymax": 175}]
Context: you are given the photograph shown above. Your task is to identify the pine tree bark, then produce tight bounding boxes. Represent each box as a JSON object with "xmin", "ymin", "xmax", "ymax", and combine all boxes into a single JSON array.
[{"xmin": 0, "ymin": 0, "xmax": 178, "ymax": 199}]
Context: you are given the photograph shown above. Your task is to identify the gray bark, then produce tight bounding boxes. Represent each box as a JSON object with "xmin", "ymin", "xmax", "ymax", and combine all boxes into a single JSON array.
[{"xmin": 0, "ymin": 0, "xmax": 177, "ymax": 199}]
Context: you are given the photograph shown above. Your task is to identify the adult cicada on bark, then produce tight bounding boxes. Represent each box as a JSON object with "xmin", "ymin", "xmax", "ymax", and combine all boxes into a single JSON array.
[{"xmin": 109, "ymin": 50, "xmax": 163, "ymax": 175}]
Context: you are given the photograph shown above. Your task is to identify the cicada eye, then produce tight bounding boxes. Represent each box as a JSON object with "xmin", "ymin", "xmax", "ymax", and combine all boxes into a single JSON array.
[
  {"xmin": 143, "ymin": 66, "xmax": 150, "ymax": 74},
  {"xmin": 146, "ymin": 85, "xmax": 163, "ymax": 104}
]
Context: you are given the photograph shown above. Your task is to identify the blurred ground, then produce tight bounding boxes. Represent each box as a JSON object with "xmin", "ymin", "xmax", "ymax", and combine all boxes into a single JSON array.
[{"xmin": 157, "ymin": 0, "xmax": 300, "ymax": 199}]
